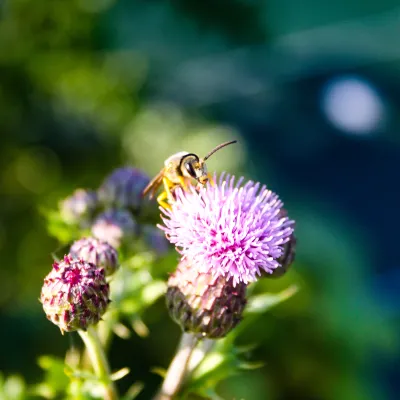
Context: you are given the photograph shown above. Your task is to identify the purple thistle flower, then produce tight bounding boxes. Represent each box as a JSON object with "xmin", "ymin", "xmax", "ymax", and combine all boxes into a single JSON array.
[
  {"xmin": 98, "ymin": 167, "xmax": 150, "ymax": 211},
  {"xmin": 91, "ymin": 209, "xmax": 137, "ymax": 249},
  {"xmin": 159, "ymin": 173, "xmax": 295, "ymax": 286}
]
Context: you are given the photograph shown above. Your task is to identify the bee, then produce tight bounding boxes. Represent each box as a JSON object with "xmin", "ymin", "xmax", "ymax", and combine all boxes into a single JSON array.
[{"xmin": 142, "ymin": 140, "xmax": 237, "ymax": 209}]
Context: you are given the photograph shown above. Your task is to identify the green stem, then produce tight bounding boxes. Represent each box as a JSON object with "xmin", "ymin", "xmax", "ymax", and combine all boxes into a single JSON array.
[
  {"xmin": 78, "ymin": 326, "xmax": 118, "ymax": 400},
  {"xmin": 153, "ymin": 333, "xmax": 199, "ymax": 400},
  {"xmin": 81, "ymin": 310, "xmax": 117, "ymax": 370},
  {"xmin": 97, "ymin": 310, "xmax": 118, "ymax": 349},
  {"xmin": 186, "ymin": 338, "xmax": 215, "ymax": 377}
]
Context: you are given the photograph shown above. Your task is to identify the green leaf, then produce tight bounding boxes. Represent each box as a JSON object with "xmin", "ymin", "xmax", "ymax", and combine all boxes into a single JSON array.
[
  {"xmin": 110, "ymin": 262, "xmax": 166, "ymax": 320},
  {"xmin": 140, "ymin": 280, "xmax": 167, "ymax": 307},
  {"xmin": 37, "ymin": 355, "xmax": 70, "ymax": 393},
  {"xmin": 183, "ymin": 285, "xmax": 299, "ymax": 398},
  {"xmin": 244, "ymin": 284, "xmax": 299, "ymax": 315},
  {"xmin": 130, "ymin": 316, "xmax": 149, "ymax": 338},
  {"xmin": 0, "ymin": 374, "xmax": 26, "ymax": 400},
  {"xmin": 150, "ymin": 367, "xmax": 167, "ymax": 379},
  {"xmin": 184, "ymin": 342, "xmax": 241, "ymax": 398},
  {"xmin": 121, "ymin": 381, "xmax": 144, "ymax": 400},
  {"xmin": 110, "ymin": 368, "xmax": 130, "ymax": 382},
  {"xmin": 122, "ymin": 252, "xmax": 156, "ymax": 270},
  {"xmin": 41, "ymin": 208, "xmax": 81, "ymax": 244}
]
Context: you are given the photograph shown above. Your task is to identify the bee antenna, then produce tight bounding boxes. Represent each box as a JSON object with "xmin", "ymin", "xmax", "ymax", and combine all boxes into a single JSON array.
[{"xmin": 203, "ymin": 140, "xmax": 237, "ymax": 161}]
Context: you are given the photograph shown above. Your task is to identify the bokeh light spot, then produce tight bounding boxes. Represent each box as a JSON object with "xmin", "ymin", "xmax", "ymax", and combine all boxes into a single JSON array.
[
  {"xmin": 122, "ymin": 104, "xmax": 246, "ymax": 176},
  {"xmin": 321, "ymin": 75, "xmax": 386, "ymax": 135},
  {"xmin": 14, "ymin": 147, "xmax": 61, "ymax": 194}
]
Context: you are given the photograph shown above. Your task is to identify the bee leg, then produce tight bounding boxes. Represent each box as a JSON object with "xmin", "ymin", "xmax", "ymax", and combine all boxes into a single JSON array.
[
  {"xmin": 178, "ymin": 176, "xmax": 189, "ymax": 191},
  {"xmin": 162, "ymin": 177, "xmax": 174, "ymax": 198},
  {"xmin": 157, "ymin": 191, "xmax": 171, "ymax": 210},
  {"xmin": 207, "ymin": 173, "xmax": 215, "ymax": 187}
]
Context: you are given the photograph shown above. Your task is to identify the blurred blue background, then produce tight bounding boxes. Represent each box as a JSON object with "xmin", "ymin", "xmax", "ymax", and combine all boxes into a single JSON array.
[{"xmin": 1, "ymin": 1, "xmax": 399, "ymax": 399}]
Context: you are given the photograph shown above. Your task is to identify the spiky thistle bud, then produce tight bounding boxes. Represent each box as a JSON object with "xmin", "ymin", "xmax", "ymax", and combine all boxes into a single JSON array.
[
  {"xmin": 166, "ymin": 260, "xmax": 247, "ymax": 339},
  {"xmin": 98, "ymin": 167, "xmax": 150, "ymax": 211},
  {"xmin": 40, "ymin": 256, "xmax": 110, "ymax": 334},
  {"xmin": 91, "ymin": 209, "xmax": 137, "ymax": 248},
  {"xmin": 69, "ymin": 237, "xmax": 119, "ymax": 277},
  {"xmin": 59, "ymin": 189, "xmax": 98, "ymax": 225}
]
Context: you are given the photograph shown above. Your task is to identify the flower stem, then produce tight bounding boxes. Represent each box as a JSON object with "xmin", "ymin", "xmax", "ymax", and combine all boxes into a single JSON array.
[
  {"xmin": 186, "ymin": 338, "xmax": 215, "ymax": 377},
  {"xmin": 78, "ymin": 326, "xmax": 118, "ymax": 400},
  {"xmin": 153, "ymin": 333, "xmax": 199, "ymax": 400}
]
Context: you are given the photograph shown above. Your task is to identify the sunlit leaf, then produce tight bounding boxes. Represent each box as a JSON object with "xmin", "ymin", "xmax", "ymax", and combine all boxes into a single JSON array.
[
  {"xmin": 150, "ymin": 367, "xmax": 167, "ymax": 379},
  {"xmin": 40, "ymin": 208, "xmax": 81, "ymax": 244},
  {"xmin": 110, "ymin": 367, "xmax": 130, "ymax": 381},
  {"xmin": 140, "ymin": 280, "xmax": 167, "ymax": 306},
  {"xmin": 131, "ymin": 316, "xmax": 150, "ymax": 338},
  {"xmin": 0, "ymin": 375, "xmax": 26, "ymax": 400},
  {"xmin": 245, "ymin": 284, "xmax": 299, "ymax": 315},
  {"xmin": 37, "ymin": 355, "xmax": 70, "ymax": 392},
  {"xmin": 121, "ymin": 381, "xmax": 144, "ymax": 400},
  {"xmin": 112, "ymin": 322, "xmax": 132, "ymax": 339}
]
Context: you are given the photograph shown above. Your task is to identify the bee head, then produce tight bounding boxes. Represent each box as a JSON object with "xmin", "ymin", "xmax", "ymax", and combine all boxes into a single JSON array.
[
  {"xmin": 180, "ymin": 140, "xmax": 237, "ymax": 185},
  {"xmin": 180, "ymin": 154, "xmax": 208, "ymax": 183}
]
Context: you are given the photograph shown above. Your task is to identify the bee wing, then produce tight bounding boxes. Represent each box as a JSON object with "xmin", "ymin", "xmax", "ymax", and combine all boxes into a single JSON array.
[{"xmin": 142, "ymin": 168, "xmax": 165, "ymax": 199}]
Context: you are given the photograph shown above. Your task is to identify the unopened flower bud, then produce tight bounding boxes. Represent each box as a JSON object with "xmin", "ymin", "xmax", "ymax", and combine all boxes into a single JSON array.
[
  {"xmin": 40, "ymin": 256, "xmax": 110, "ymax": 334},
  {"xmin": 98, "ymin": 167, "xmax": 150, "ymax": 211},
  {"xmin": 166, "ymin": 261, "xmax": 247, "ymax": 339},
  {"xmin": 91, "ymin": 209, "xmax": 137, "ymax": 248},
  {"xmin": 142, "ymin": 225, "xmax": 170, "ymax": 256},
  {"xmin": 59, "ymin": 189, "xmax": 98, "ymax": 226},
  {"xmin": 69, "ymin": 237, "xmax": 119, "ymax": 276}
]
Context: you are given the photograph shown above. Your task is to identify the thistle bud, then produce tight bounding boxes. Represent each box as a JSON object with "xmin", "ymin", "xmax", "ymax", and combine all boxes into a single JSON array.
[
  {"xmin": 98, "ymin": 167, "xmax": 150, "ymax": 211},
  {"xmin": 166, "ymin": 261, "xmax": 247, "ymax": 339},
  {"xmin": 142, "ymin": 225, "xmax": 170, "ymax": 256},
  {"xmin": 40, "ymin": 256, "xmax": 110, "ymax": 334},
  {"xmin": 69, "ymin": 237, "xmax": 119, "ymax": 277},
  {"xmin": 91, "ymin": 209, "xmax": 137, "ymax": 249},
  {"xmin": 59, "ymin": 189, "xmax": 98, "ymax": 226}
]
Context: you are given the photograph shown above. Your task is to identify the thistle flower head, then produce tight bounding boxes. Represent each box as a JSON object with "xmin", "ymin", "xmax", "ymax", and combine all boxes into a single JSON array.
[
  {"xmin": 59, "ymin": 189, "xmax": 98, "ymax": 225},
  {"xmin": 98, "ymin": 167, "xmax": 150, "ymax": 211},
  {"xmin": 69, "ymin": 237, "xmax": 119, "ymax": 276},
  {"xmin": 166, "ymin": 260, "xmax": 247, "ymax": 339},
  {"xmin": 159, "ymin": 173, "xmax": 295, "ymax": 285},
  {"xmin": 40, "ymin": 256, "xmax": 110, "ymax": 333},
  {"xmin": 91, "ymin": 209, "xmax": 137, "ymax": 248}
]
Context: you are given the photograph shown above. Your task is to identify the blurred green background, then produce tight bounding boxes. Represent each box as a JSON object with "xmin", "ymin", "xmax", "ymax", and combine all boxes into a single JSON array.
[{"xmin": 1, "ymin": 0, "xmax": 399, "ymax": 399}]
